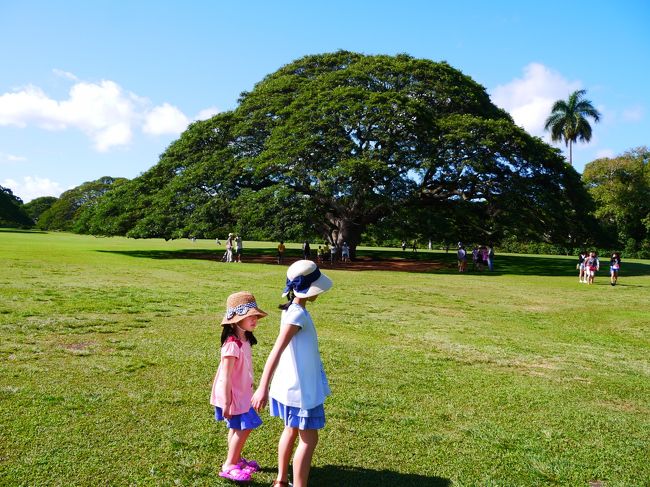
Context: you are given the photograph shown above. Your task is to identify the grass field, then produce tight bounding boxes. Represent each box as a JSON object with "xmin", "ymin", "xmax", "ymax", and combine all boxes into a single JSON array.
[{"xmin": 1, "ymin": 230, "xmax": 649, "ymax": 487}]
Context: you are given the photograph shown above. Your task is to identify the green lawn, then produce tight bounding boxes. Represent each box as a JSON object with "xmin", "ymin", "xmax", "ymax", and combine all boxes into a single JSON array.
[{"xmin": 1, "ymin": 230, "xmax": 649, "ymax": 486}]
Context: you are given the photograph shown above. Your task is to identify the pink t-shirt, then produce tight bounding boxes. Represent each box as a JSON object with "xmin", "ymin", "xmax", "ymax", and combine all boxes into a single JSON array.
[{"xmin": 210, "ymin": 337, "xmax": 254, "ymax": 416}]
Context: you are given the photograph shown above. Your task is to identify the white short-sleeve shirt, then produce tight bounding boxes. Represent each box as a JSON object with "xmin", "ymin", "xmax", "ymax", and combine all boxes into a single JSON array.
[{"xmin": 269, "ymin": 303, "xmax": 330, "ymax": 409}]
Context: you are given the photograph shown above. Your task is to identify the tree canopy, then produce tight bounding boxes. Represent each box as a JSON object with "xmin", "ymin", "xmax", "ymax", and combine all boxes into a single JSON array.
[
  {"xmin": 38, "ymin": 177, "xmax": 128, "ymax": 232},
  {"xmin": 85, "ymin": 51, "xmax": 594, "ymax": 250},
  {"xmin": 582, "ymin": 147, "xmax": 650, "ymax": 256},
  {"xmin": 544, "ymin": 89, "xmax": 601, "ymax": 166},
  {"xmin": 23, "ymin": 196, "xmax": 58, "ymax": 223},
  {"xmin": 0, "ymin": 186, "xmax": 33, "ymax": 228}
]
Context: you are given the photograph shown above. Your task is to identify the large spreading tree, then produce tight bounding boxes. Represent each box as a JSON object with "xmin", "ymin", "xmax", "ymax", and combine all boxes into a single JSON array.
[{"xmin": 89, "ymin": 51, "xmax": 592, "ymax": 251}]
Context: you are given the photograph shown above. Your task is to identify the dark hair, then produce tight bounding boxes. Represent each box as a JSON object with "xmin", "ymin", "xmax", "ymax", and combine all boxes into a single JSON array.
[
  {"xmin": 221, "ymin": 323, "xmax": 257, "ymax": 346},
  {"xmin": 278, "ymin": 289, "xmax": 295, "ymax": 311}
]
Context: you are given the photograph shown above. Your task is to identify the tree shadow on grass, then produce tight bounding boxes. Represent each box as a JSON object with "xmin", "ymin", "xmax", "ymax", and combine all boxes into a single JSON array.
[
  {"xmin": 0, "ymin": 228, "xmax": 47, "ymax": 234},
  {"xmin": 96, "ymin": 248, "xmax": 650, "ymax": 278},
  {"xmin": 309, "ymin": 465, "xmax": 452, "ymax": 487}
]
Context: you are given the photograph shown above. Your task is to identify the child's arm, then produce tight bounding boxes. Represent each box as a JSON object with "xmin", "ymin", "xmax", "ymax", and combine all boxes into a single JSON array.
[
  {"xmin": 251, "ymin": 324, "xmax": 300, "ymax": 411},
  {"xmin": 219, "ymin": 356, "xmax": 236, "ymax": 418}
]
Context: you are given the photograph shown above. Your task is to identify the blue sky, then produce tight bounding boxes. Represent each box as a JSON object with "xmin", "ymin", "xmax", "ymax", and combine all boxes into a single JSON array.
[{"xmin": 1, "ymin": 0, "xmax": 648, "ymax": 202}]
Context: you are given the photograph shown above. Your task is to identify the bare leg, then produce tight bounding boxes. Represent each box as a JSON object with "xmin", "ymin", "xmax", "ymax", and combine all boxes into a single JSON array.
[
  {"xmin": 292, "ymin": 429, "xmax": 319, "ymax": 487},
  {"xmin": 276, "ymin": 427, "xmax": 298, "ymax": 484},
  {"xmin": 224, "ymin": 428, "xmax": 251, "ymax": 469}
]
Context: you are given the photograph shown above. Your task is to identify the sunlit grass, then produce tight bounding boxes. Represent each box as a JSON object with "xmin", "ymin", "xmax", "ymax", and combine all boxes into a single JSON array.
[{"xmin": 1, "ymin": 230, "xmax": 649, "ymax": 486}]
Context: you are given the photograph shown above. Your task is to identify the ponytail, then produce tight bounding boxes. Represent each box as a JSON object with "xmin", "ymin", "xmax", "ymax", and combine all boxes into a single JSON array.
[{"xmin": 278, "ymin": 289, "xmax": 295, "ymax": 311}]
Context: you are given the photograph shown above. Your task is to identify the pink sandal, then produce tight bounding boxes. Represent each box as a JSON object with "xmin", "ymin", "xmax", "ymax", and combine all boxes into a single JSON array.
[
  {"xmin": 219, "ymin": 465, "xmax": 252, "ymax": 483},
  {"xmin": 238, "ymin": 457, "xmax": 260, "ymax": 473}
]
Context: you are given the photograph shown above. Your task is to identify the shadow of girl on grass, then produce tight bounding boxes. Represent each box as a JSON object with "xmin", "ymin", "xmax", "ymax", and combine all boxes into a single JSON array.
[{"xmin": 309, "ymin": 465, "xmax": 452, "ymax": 486}]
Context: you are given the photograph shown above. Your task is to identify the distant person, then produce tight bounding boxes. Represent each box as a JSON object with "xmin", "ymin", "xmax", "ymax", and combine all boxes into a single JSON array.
[
  {"xmin": 317, "ymin": 245, "xmax": 325, "ymax": 264},
  {"xmin": 210, "ymin": 291, "xmax": 268, "ymax": 482},
  {"xmin": 610, "ymin": 252, "xmax": 621, "ymax": 286},
  {"xmin": 457, "ymin": 245, "xmax": 467, "ymax": 272},
  {"xmin": 215, "ymin": 237, "xmax": 221, "ymax": 246},
  {"xmin": 225, "ymin": 234, "xmax": 234, "ymax": 263},
  {"xmin": 302, "ymin": 241, "xmax": 311, "ymax": 260},
  {"xmin": 471, "ymin": 246, "xmax": 479, "ymax": 271},
  {"xmin": 487, "ymin": 245, "xmax": 495, "ymax": 271},
  {"xmin": 475, "ymin": 246, "xmax": 484, "ymax": 271},
  {"xmin": 428, "ymin": 239, "xmax": 432, "ymax": 250},
  {"xmin": 252, "ymin": 260, "xmax": 333, "ymax": 487},
  {"xmin": 412, "ymin": 240, "xmax": 417, "ymax": 252},
  {"xmin": 235, "ymin": 235, "xmax": 243, "ymax": 263},
  {"xmin": 585, "ymin": 251, "xmax": 600, "ymax": 285},
  {"xmin": 329, "ymin": 243, "xmax": 337, "ymax": 264},
  {"xmin": 277, "ymin": 241, "xmax": 286, "ymax": 264},
  {"xmin": 401, "ymin": 240, "xmax": 406, "ymax": 251},
  {"xmin": 577, "ymin": 250, "xmax": 588, "ymax": 283},
  {"xmin": 341, "ymin": 242, "xmax": 350, "ymax": 263}
]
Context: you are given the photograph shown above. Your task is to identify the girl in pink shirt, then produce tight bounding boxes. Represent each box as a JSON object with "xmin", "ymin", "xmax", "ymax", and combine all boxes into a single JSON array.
[{"xmin": 210, "ymin": 291, "xmax": 267, "ymax": 483}]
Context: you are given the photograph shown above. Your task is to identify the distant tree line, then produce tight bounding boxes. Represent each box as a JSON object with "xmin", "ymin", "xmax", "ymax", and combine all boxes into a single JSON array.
[{"xmin": 2, "ymin": 52, "xmax": 648, "ymax": 258}]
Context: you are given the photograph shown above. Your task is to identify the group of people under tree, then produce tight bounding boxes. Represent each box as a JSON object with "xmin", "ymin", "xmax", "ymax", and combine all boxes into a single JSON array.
[
  {"xmin": 319, "ymin": 241, "xmax": 348, "ymax": 264},
  {"xmin": 457, "ymin": 242, "xmax": 494, "ymax": 273},
  {"xmin": 577, "ymin": 250, "xmax": 621, "ymax": 286},
  {"xmin": 221, "ymin": 233, "xmax": 244, "ymax": 263},
  {"xmin": 276, "ymin": 240, "xmax": 352, "ymax": 266}
]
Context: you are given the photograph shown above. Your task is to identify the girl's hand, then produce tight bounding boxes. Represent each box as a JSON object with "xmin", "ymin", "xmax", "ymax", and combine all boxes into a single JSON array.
[
  {"xmin": 223, "ymin": 400, "xmax": 233, "ymax": 419},
  {"xmin": 251, "ymin": 387, "xmax": 268, "ymax": 412}
]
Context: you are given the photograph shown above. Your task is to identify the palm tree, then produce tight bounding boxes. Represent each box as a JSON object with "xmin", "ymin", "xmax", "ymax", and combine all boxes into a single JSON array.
[{"xmin": 544, "ymin": 89, "xmax": 601, "ymax": 165}]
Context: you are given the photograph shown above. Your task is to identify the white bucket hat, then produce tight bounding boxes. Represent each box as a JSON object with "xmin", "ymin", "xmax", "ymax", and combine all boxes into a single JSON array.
[{"xmin": 282, "ymin": 260, "xmax": 333, "ymax": 298}]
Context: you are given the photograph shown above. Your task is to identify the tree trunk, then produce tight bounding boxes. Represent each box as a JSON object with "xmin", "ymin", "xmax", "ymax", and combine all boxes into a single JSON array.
[
  {"xmin": 327, "ymin": 217, "xmax": 364, "ymax": 260},
  {"xmin": 569, "ymin": 140, "xmax": 573, "ymax": 165}
]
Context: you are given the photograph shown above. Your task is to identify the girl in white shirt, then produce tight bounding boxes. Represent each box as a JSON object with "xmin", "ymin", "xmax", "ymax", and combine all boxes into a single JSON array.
[{"xmin": 252, "ymin": 260, "xmax": 332, "ymax": 487}]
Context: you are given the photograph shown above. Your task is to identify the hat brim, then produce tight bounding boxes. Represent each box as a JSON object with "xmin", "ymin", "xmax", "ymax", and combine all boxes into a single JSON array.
[
  {"xmin": 221, "ymin": 308, "xmax": 268, "ymax": 325},
  {"xmin": 286, "ymin": 272, "xmax": 333, "ymax": 298}
]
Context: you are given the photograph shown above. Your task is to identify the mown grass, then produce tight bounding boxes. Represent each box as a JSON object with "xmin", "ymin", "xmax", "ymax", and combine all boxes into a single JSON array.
[{"xmin": 1, "ymin": 230, "xmax": 649, "ymax": 486}]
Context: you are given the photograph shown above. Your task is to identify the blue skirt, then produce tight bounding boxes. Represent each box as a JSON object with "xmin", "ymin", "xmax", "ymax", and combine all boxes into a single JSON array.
[
  {"xmin": 215, "ymin": 406, "xmax": 262, "ymax": 430},
  {"xmin": 270, "ymin": 398, "xmax": 325, "ymax": 430}
]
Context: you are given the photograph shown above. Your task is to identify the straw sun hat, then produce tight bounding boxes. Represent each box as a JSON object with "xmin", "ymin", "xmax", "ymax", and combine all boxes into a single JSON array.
[
  {"xmin": 221, "ymin": 291, "xmax": 268, "ymax": 325},
  {"xmin": 283, "ymin": 260, "xmax": 333, "ymax": 298}
]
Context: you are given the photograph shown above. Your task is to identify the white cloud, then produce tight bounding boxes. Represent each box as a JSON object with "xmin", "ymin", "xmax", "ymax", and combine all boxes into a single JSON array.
[
  {"xmin": 0, "ymin": 80, "xmax": 141, "ymax": 151},
  {"xmin": 1, "ymin": 176, "xmax": 65, "ymax": 202},
  {"xmin": 490, "ymin": 63, "xmax": 582, "ymax": 138},
  {"xmin": 143, "ymin": 103, "xmax": 190, "ymax": 135},
  {"xmin": 0, "ymin": 76, "xmax": 208, "ymax": 151},
  {"xmin": 195, "ymin": 106, "xmax": 220, "ymax": 121},
  {"xmin": 622, "ymin": 105, "xmax": 644, "ymax": 122},
  {"xmin": 52, "ymin": 69, "xmax": 79, "ymax": 81},
  {"xmin": 94, "ymin": 122, "xmax": 132, "ymax": 152},
  {"xmin": 0, "ymin": 152, "xmax": 27, "ymax": 163}
]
